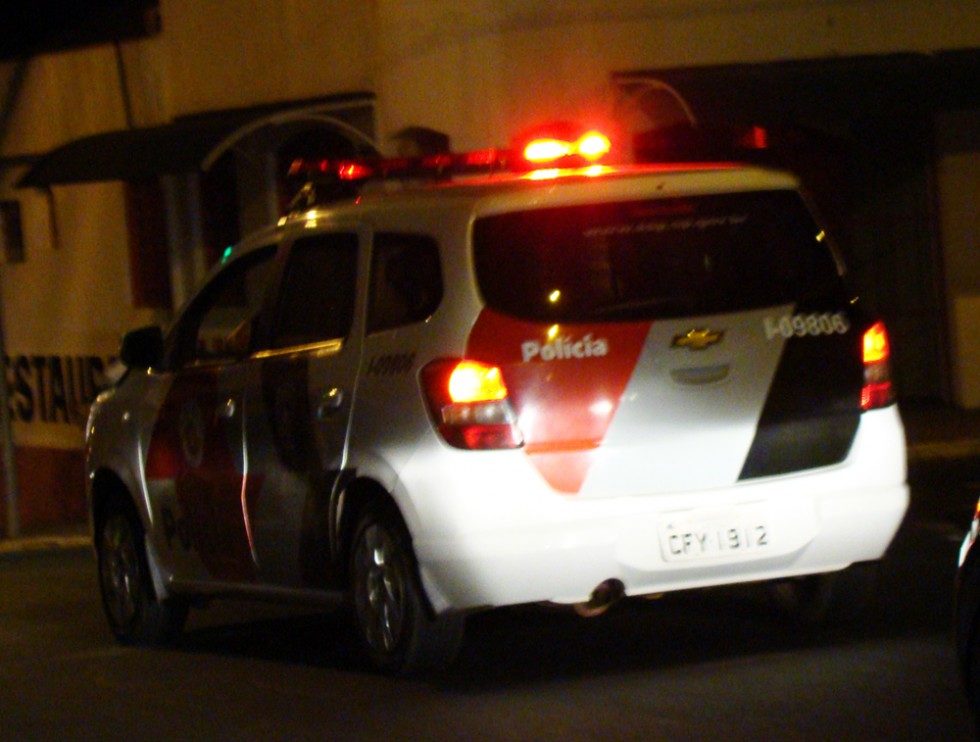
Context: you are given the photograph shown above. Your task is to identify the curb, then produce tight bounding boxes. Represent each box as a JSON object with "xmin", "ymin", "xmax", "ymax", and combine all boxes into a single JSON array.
[
  {"xmin": 1, "ymin": 438, "xmax": 976, "ymax": 557},
  {"xmin": 907, "ymin": 439, "xmax": 980, "ymax": 464},
  {"xmin": 0, "ymin": 534, "xmax": 91, "ymax": 556}
]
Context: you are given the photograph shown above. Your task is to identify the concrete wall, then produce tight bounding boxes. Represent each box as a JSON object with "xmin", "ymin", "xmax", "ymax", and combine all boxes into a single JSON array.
[
  {"xmin": 0, "ymin": 43, "xmax": 168, "ymax": 455},
  {"xmin": 160, "ymin": 0, "xmax": 374, "ymax": 118},
  {"xmin": 0, "ymin": 0, "xmax": 979, "ymax": 528},
  {"xmin": 0, "ymin": 42, "xmax": 169, "ymax": 528},
  {"xmin": 374, "ymin": 0, "xmax": 980, "ymax": 149},
  {"xmin": 937, "ymin": 111, "xmax": 980, "ymax": 408}
]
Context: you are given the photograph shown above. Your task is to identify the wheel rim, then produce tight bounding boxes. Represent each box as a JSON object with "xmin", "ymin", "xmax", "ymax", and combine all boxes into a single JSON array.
[
  {"xmin": 353, "ymin": 522, "xmax": 407, "ymax": 656},
  {"xmin": 99, "ymin": 513, "xmax": 142, "ymax": 631}
]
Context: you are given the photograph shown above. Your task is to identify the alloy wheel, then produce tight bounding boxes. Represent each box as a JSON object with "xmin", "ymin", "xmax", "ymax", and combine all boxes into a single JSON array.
[
  {"xmin": 99, "ymin": 513, "xmax": 142, "ymax": 631},
  {"xmin": 353, "ymin": 522, "xmax": 408, "ymax": 655}
]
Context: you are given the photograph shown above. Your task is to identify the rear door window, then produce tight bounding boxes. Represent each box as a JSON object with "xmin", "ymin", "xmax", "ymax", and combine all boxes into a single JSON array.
[{"xmin": 473, "ymin": 190, "xmax": 844, "ymax": 322}]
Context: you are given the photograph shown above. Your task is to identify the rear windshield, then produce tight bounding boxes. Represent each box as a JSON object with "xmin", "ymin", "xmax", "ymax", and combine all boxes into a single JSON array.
[{"xmin": 472, "ymin": 190, "xmax": 843, "ymax": 322}]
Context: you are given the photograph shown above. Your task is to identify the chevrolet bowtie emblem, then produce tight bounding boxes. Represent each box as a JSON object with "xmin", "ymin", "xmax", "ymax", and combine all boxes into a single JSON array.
[{"xmin": 672, "ymin": 328, "xmax": 724, "ymax": 350}]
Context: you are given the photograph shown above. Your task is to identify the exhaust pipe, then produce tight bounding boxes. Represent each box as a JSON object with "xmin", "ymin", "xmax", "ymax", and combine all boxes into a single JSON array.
[{"xmin": 573, "ymin": 579, "xmax": 625, "ymax": 618}]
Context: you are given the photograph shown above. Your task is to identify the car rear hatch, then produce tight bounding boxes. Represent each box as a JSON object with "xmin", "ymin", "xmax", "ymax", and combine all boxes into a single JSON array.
[{"xmin": 466, "ymin": 187, "xmax": 867, "ymax": 496}]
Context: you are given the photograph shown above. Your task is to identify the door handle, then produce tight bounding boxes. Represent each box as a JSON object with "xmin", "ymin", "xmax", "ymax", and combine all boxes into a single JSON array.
[
  {"xmin": 217, "ymin": 398, "xmax": 236, "ymax": 419},
  {"xmin": 316, "ymin": 387, "xmax": 345, "ymax": 419}
]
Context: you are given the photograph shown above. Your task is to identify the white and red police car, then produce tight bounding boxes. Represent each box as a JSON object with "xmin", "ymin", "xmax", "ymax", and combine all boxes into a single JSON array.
[{"xmin": 86, "ymin": 127, "xmax": 908, "ymax": 673}]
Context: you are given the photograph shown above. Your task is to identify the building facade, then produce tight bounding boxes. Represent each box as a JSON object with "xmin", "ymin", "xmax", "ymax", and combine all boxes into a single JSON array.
[{"xmin": 1, "ymin": 0, "xmax": 978, "ymax": 530}]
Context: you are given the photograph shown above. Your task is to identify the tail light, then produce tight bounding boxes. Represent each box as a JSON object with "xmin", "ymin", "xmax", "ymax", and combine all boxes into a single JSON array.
[
  {"xmin": 861, "ymin": 321, "xmax": 894, "ymax": 410},
  {"xmin": 420, "ymin": 359, "xmax": 524, "ymax": 450}
]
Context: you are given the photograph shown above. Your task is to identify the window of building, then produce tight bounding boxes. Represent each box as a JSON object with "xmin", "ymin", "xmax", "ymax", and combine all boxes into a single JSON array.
[
  {"xmin": 125, "ymin": 179, "xmax": 172, "ymax": 308},
  {"xmin": 200, "ymin": 152, "xmax": 241, "ymax": 268},
  {"xmin": 0, "ymin": 199, "xmax": 24, "ymax": 263}
]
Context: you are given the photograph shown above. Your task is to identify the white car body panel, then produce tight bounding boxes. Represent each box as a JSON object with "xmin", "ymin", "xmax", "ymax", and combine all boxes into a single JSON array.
[{"xmin": 86, "ymin": 163, "xmax": 909, "ymax": 622}]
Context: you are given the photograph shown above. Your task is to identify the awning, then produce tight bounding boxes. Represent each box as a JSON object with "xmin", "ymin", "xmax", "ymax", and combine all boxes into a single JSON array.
[
  {"xmin": 613, "ymin": 51, "xmax": 980, "ymax": 126},
  {"xmin": 16, "ymin": 91, "xmax": 375, "ymax": 188}
]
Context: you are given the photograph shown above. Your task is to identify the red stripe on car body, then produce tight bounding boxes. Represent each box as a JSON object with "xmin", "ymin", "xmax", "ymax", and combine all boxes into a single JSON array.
[{"xmin": 467, "ymin": 308, "xmax": 650, "ymax": 493}]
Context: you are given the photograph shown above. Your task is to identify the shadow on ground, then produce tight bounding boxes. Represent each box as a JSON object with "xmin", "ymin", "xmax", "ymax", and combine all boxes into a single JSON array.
[{"xmin": 169, "ymin": 497, "xmax": 966, "ymax": 692}]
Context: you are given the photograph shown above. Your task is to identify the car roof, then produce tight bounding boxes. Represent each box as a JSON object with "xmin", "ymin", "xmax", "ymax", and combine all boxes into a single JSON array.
[
  {"xmin": 282, "ymin": 161, "xmax": 800, "ymax": 226},
  {"xmin": 229, "ymin": 161, "xmax": 802, "ymax": 261},
  {"xmin": 181, "ymin": 161, "xmax": 807, "ymax": 341}
]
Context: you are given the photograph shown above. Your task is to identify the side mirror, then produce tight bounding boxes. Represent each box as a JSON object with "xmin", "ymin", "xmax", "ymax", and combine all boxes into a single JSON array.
[{"xmin": 120, "ymin": 325, "xmax": 164, "ymax": 370}]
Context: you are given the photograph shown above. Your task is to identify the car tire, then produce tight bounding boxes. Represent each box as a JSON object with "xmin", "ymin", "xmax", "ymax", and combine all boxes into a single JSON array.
[
  {"xmin": 769, "ymin": 562, "xmax": 879, "ymax": 625},
  {"xmin": 97, "ymin": 495, "xmax": 187, "ymax": 645},
  {"xmin": 349, "ymin": 501, "xmax": 463, "ymax": 675}
]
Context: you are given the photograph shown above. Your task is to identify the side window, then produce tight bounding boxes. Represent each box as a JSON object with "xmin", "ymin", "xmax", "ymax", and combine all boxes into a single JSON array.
[
  {"xmin": 170, "ymin": 246, "xmax": 277, "ymax": 367},
  {"xmin": 367, "ymin": 233, "xmax": 443, "ymax": 334},
  {"xmin": 269, "ymin": 233, "xmax": 359, "ymax": 349}
]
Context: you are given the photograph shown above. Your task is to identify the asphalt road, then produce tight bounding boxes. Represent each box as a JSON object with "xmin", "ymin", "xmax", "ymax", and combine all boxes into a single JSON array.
[{"xmin": 1, "ymin": 461, "xmax": 977, "ymax": 741}]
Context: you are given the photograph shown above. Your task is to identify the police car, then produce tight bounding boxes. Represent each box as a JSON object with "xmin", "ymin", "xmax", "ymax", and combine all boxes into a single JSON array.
[
  {"xmin": 86, "ymin": 126, "xmax": 909, "ymax": 674},
  {"xmin": 957, "ymin": 498, "xmax": 980, "ymax": 722}
]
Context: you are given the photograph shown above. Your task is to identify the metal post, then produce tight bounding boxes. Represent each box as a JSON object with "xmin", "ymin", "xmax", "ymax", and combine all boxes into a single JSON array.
[
  {"xmin": 0, "ymin": 275, "xmax": 19, "ymax": 538},
  {"xmin": 0, "ymin": 60, "xmax": 28, "ymax": 541}
]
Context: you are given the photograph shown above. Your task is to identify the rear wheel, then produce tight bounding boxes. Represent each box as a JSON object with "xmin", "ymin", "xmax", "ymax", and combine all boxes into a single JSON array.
[
  {"xmin": 97, "ymin": 496, "xmax": 187, "ymax": 645},
  {"xmin": 349, "ymin": 501, "xmax": 463, "ymax": 674}
]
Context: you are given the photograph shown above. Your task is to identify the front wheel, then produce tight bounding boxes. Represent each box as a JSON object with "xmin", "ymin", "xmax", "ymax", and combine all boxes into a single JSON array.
[
  {"xmin": 349, "ymin": 501, "xmax": 463, "ymax": 674},
  {"xmin": 97, "ymin": 497, "xmax": 187, "ymax": 645}
]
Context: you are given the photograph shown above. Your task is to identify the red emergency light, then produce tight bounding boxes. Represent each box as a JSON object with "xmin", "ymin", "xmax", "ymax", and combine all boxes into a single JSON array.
[
  {"xmin": 288, "ymin": 148, "xmax": 509, "ymax": 184},
  {"xmin": 512, "ymin": 122, "xmax": 615, "ymax": 170},
  {"xmin": 522, "ymin": 130, "xmax": 612, "ymax": 165},
  {"xmin": 286, "ymin": 124, "xmax": 615, "ymax": 189}
]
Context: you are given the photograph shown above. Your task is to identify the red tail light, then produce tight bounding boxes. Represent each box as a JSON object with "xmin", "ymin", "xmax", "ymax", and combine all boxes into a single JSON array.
[
  {"xmin": 421, "ymin": 359, "xmax": 523, "ymax": 450},
  {"xmin": 861, "ymin": 321, "xmax": 894, "ymax": 410}
]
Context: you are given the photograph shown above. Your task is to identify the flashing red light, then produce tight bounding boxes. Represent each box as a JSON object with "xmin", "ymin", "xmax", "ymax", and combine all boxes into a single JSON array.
[
  {"xmin": 524, "ymin": 138, "xmax": 573, "ymax": 164},
  {"xmin": 285, "ymin": 124, "xmax": 613, "ymax": 198},
  {"xmin": 464, "ymin": 148, "xmax": 502, "ymax": 168},
  {"xmin": 336, "ymin": 161, "xmax": 374, "ymax": 181},
  {"xmin": 522, "ymin": 130, "xmax": 612, "ymax": 166},
  {"xmin": 422, "ymin": 153, "xmax": 454, "ymax": 170},
  {"xmin": 577, "ymin": 131, "xmax": 612, "ymax": 160},
  {"xmin": 738, "ymin": 125, "xmax": 769, "ymax": 150}
]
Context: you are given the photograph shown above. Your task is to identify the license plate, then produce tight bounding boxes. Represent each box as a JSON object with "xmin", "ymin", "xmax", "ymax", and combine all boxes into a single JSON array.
[{"xmin": 659, "ymin": 508, "xmax": 770, "ymax": 562}]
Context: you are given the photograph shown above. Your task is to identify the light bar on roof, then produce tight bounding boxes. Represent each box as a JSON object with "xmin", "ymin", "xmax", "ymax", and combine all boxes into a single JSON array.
[{"xmin": 286, "ymin": 124, "xmax": 615, "ymax": 188}]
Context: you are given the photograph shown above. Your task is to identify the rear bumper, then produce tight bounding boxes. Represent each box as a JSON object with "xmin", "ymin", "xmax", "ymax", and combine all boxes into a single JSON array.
[
  {"xmin": 414, "ymin": 481, "xmax": 908, "ymax": 611},
  {"xmin": 405, "ymin": 406, "xmax": 908, "ymax": 612}
]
